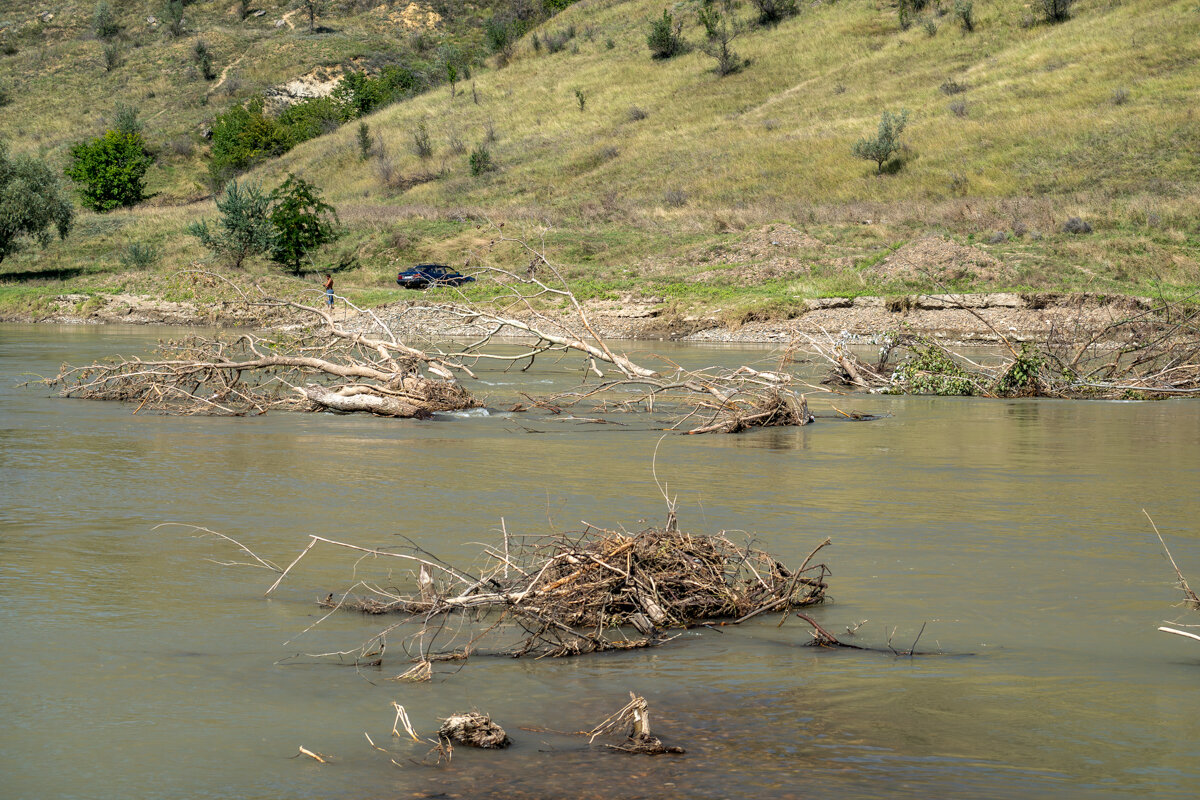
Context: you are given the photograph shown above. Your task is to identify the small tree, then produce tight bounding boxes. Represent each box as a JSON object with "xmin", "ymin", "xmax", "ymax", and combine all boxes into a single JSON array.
[
  {"xmin": 65, "ymin": 129, "xmax": 154, "ymax": 211},
  {"xmin": 699, "ymin": 0, "xmax": 747, "ymax": 77},
  {"xmin": 647, "ymin": 10, "xmax": 685, "ymax": 59},
  {"xmin": 301, "ymin": 0, "xmax": 326, "ymax": 33},
  {"xmin": 1041, "ymin": 0, "xmax": 1072, "ymax": 23},
  {"xmin": 852, "ymin": 109, "xmax": 909, "ymax": 174},
  {"xmin": 0, "ymin": 140, "xmax": 74, "ymax": 263},
  {"xmin": 268, "ymin": 175, "xmax": 339, "ymax": 274},
  {"xmin": 185, "ymin": 180, "xmax": 274, "ymax": 269}
]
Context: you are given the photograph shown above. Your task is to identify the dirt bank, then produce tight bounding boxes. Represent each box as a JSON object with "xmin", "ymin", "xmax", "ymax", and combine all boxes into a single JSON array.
[{"xmin": 6, "ymin": 290, "xmax": 1155, "ymax": 346}]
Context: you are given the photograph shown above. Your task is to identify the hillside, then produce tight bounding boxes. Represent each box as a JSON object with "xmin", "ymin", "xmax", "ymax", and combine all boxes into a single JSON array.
[{"xmin": 2, "ymin": 0, "xmax": 1198, "ymax": 325}]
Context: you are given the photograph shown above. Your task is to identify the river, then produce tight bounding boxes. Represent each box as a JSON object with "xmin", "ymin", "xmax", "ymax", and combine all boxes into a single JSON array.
[{"xmin": 2, "ymin": 323, "xmax": 1198, "ymax": 799}]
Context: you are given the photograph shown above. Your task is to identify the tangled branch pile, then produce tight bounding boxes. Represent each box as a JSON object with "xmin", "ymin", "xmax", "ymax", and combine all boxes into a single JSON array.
[
  {"xmin": 807, "ymin": 296, "xmax": 1200, "ymax": 399},
  {"xmin": 272, "ymin": 523, "xmax": 830, "ymax": 662}
]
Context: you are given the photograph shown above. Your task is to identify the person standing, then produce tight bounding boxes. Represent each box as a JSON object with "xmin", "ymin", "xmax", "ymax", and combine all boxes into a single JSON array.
[{"xmin": 323, "ymin": 273, "xmax": 334, "ymax": 311}]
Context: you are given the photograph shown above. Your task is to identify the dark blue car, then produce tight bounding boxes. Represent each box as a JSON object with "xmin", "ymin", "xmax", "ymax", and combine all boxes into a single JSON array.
[{"xmin": 396, "ymin": 264, "xmax": 476, "ymax": 290}]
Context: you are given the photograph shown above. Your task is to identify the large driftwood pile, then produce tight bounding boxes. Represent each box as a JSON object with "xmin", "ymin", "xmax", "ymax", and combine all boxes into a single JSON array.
[{"xmin": 232, "ymin": 520, "xmax": 831, "ymax": 665}]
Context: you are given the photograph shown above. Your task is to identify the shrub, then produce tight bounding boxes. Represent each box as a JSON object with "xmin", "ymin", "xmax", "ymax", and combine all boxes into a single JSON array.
[
  {"xmin": 0, "ymin": 140, "xmax": 74, "ymax": 263},
  {"xmin": 954, "ymin": 0, "xmax": 974, "ymax": 32},
  {"xmin": 923, "ymin": 18, "xmax": 938, "ymax": 36},
  {"xmin": 750, "ymin": 0, "xmax": 799, "ymax": 25},
  {"xmin": 186, "ymin": 180, "xmax": 275, "ymax": 268},
  {"xmin": 162, "ymin": 0, "xmax": 186, "ymax": 38},
  {"xmin": 542, "ymin": 29, "xmax": 573, "ymax": 54},
  {"xmin": 119, "ymin": 242, "xmax": 160, "ymax": 269},
  {"xmin": 412, "ymin": 120, "xmax": 433, "ymax": 158},
  {"xmin": 852, "ymin": 109, "xmax": 909, "ymax": 175},
  {"xmin": 357, "ymin": 122, "xmax": 371, "ymax": 160},
  {"xmin": 268, "ymin": 175, "xmax": 340, "ymax": 273},
  {"xmin": 948, "ymin": 100, "xmax": 967, "ymax": 117},
  {"xmin": 574, "ymin": 88, "xmax": 586, "ymax": 112},
  {"xmin": 102, "ymin": 42, "xmax": 121, "ymax": 72},
  {"xmin": 112, "ymin": 103, "xmax": 143, "ymax": 136},
  {"xmin": 940, "ymin": 79, "xmax": 967, "ymax": 95},
  {"xmin": 0, "ymin": 84, "xmax": 11, "ymax": 108},
  {"xmin": 647, "ymin": 10, "xmax": 685, "ymax": 59},
  {"xmin": 1110, "ymin": 87, "xmax": 1130, "ymax": 105},
  {"xmin": 664, "ymin": 188, "xmax": 687, "ymax": 207},
  {"xmin": 65, "ymin": 130, "xmax": 154, "ymax": 212},
  {"xmin": 628, "ymin": 106, "xmax": 649, "ymax": 122},
  {"xmin": 1062, "ymin": 216, "xmax": 1092, "ymax": 234},
  {"xmin": 469, "ymin": 144, "xmax": 494, "ymax": 176},
  {"xmin": 93, "ymin": 1, "xmax": 120, "ymax": 39},
  {"xmin": 1041, "ymin": 0, "xmax": 1072, "ymax": 23},
  {"xmin": 194, "ymin": 40, "xmax": 215, "ymax": 81}
]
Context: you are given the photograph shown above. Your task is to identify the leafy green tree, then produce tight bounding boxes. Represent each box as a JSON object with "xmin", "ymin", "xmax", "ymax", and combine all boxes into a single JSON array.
[
  {"xmin": 64, "ymin": 129, "xmax": 154, "ymax": 211},
  {"xmin": 852, "ymin": 109, "xmax": 909, "ymax": 174},
  {"xmin": 647, "ymin": 10, "xmax": 685, "ymax": 59},
  {"xmin": 0, "ymin": 140, "xmax": 74, "ymax": 263},
  {"xmin": 268, "ymin": 175, "xmax": 339, "ymax": 273},
  {"xmin": 186, "ymin": 180, "xmax": 274, "ymax": 269}
]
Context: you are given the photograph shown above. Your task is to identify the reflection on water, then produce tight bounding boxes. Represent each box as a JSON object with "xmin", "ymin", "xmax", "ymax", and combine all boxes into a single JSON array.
[{"xmin": 2, "ymin": 324, "xmax": 1199, "ymax": 799}]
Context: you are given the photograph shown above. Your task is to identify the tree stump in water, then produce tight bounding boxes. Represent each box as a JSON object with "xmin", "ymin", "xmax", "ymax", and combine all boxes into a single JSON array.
[{"xmin": 438, "ymin": 712, "xmax": 511, "ymax": 749}]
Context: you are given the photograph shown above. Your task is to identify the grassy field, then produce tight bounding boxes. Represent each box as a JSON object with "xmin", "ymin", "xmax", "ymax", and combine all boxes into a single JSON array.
[{"xmin": 2, "ymin": 0, "xmax": 1197, "ymax": 320}]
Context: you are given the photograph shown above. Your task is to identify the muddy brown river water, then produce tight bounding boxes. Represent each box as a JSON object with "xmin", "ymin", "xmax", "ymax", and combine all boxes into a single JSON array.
[{"xmin": 2, "ymin": 324, "xmax": 1199, "ymax": 799}]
